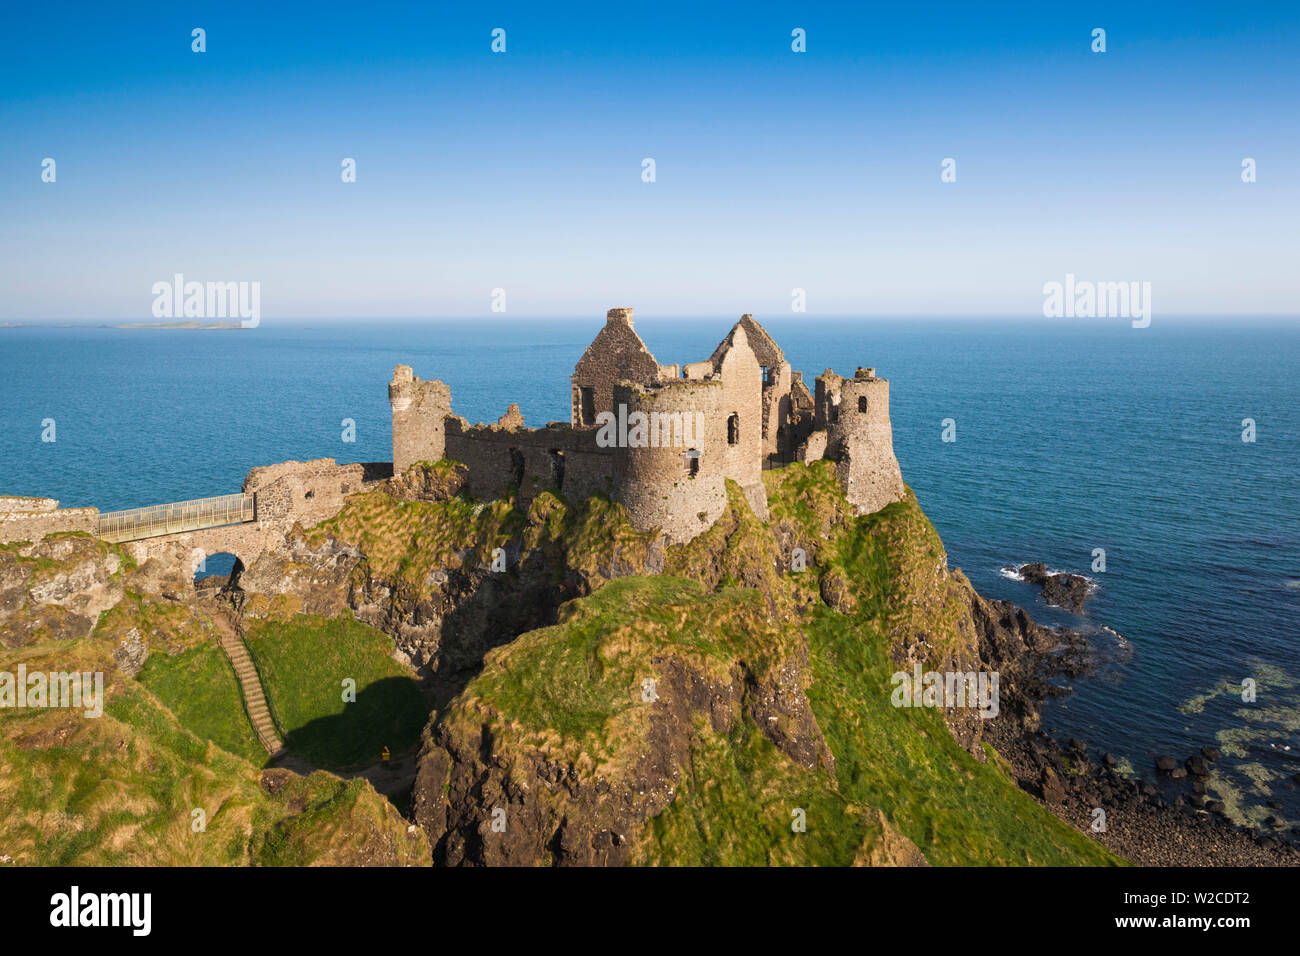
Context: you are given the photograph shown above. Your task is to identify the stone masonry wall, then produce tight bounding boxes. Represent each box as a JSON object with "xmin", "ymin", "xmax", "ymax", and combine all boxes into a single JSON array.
[
  {"xmin": 711, "ymin": 324, "xmax": 769, "ymax": 519},
  {"xmin": 0, "ymin": 504, "xmax": 98, "ymax": 544},
  {"xmin": 445, "ymin": 419, "xmax": 615, "ymax": 506},
  {"xmin": 245, "ymin": 458, "xmax": 367, "ymax": 528},
  {"xmin": 570, "ymin": 308, "xmax": 662, "ymax": 427},
  {"xmin": 125, "ymin": 458, "xmax": 370, "ymax": 576}
]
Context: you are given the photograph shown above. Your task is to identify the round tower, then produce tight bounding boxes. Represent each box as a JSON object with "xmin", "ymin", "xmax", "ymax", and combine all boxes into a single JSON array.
[
  {"xmin": 612, "ymin": 379, "xmax": 728, "ymax": 544},
  {"xmin": 828, "ymin": 368, "xmax": 905, "ymax": 515}
]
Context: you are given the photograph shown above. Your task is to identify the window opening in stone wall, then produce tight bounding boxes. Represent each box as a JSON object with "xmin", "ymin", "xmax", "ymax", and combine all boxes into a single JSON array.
[
  {"xmin": 687, "ymin": 450, "xmax": 700, "ymax": 477},
  {"xmin": 548, "ymin": 449, "xmax": 565, "ymax": 491},
  {"xmin": 509, "ymin": 447, "xmax": 525, "ymax": 488},
  {"xmin": 727, "ymin": 413, "xmax": 739, "ymax": 445},
  {"xmin": 858, "ymin": 396, "xmax": 867, "ymax": 413},
  {"xmin": 579, "ymin": 387, "xmax": 596, "ymax": 425}
]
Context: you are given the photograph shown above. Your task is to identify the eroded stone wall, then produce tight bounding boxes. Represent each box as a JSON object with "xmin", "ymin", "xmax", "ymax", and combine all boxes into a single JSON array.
[
  {"xmin": 710, "ymin": 324, "xmax": 768, "ymax": 519},
  {"xmin": 0, "ymin": 501, "xmax": 97, "ymax": 544},
  {"xmin": 445, "ymin": 419, "xmax": 615, "ymax": 505},
  {"xmin": 245, "ymin": 458, "xmax": 367, "ymax": 527}
]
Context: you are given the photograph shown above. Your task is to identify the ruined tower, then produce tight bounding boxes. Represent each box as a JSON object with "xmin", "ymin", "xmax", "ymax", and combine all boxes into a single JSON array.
[
  {"xmin": 388, "ymin": 364, "xmax": 451, "ymax": 474},
  {"xmin": 820, "ymin": 367, "xmax": 905, "ymax": 515},
  {"xmin": 611, "ymin": 378, "xmax": 728, "ymax": 544}
]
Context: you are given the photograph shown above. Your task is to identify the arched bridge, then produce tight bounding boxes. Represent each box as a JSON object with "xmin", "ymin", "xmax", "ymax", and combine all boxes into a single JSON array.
[{"xmin": 1, "ymin": 459, "xmax": 379, "ymax": 582}]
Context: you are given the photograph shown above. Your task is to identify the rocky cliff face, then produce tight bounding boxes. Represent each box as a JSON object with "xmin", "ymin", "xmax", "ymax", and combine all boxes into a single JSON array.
[
  {"xmin": 0, "ymin": 461, "xmax": 1134, "ymax": 866},
  {"xmin": 0, "ymin": 536, "xmax": 126, "ymax": 646},
  {"xmin": 220, "ymin": 461, "xmax": 1118, "ymax": 866}
]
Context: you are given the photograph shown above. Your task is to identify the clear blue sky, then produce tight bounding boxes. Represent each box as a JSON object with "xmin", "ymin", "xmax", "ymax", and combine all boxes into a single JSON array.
[{"xmin": 2, "ymin": 1, "xmax": 1297, "ymax": 320}]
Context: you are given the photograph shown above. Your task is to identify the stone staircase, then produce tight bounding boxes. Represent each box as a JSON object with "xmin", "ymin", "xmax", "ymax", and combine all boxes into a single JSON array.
[{"xmin": 212, "ymin": 611, "xmax": 285, "ymax": 758}]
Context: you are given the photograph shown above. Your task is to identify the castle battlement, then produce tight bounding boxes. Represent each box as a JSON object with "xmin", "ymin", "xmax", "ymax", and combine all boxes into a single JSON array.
[{"xmin": 389, "ymin": 309, "xmax": 905, "ymax": 542}]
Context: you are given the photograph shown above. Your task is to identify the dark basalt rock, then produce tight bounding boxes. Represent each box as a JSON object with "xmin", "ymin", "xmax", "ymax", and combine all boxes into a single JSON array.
[
  {"xmin": 1155, "ymin": 755, "xmax": 1178, "ymax": 772},
  {"xmin": 1201, "ymin": 746, "xmax": 1222, "ymax": 762},
  {"xmin": 1039, "ymin": 766, "xmax": 1068, "ymax": 805},
  {"xmin": 1186, "ymin": 755, "xmax": 1211, "ymax": 777},
  {"xmin": 1019, "ymin": 563, "xmax": 1093, "ymax": 612}
]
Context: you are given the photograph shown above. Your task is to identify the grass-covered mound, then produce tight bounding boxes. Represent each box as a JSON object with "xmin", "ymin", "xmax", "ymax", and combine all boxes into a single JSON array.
[
  {"xmin": 305, "ymin": 470, "xmax": 663, "ymax": 595},
  {"xmin": 414, "ymin": 462, "xmax": 1122, "ymax": 866},
  {"xmin": 245, "ymin": 615, "xmax": 427, "ymax": 771},
  {"xmin": 0, "ymin": 541, "xmax": 428, "ymax": 866},
  {"xmin": 137, "ymin": 644, "xmax": 265, "ymax": 764},
  {"xmin": 0, "ymin": 635, "xmax": 427, "ymax": 866}
]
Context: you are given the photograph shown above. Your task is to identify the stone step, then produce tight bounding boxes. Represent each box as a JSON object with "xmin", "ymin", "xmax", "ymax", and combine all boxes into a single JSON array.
[{"xmin": 215, "ymin": 621, "xmax": 283, "ymax": 756}]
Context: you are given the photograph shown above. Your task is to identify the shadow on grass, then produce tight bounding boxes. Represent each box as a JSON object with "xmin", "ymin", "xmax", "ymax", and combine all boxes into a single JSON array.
[{"xmin": 279, "ymin": 675, "xmax": 428, "ymax": 773}]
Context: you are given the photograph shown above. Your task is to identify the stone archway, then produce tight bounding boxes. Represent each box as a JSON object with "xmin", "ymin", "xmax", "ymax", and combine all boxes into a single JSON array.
[{"xmin": 193, "ymin": 551, "xmax": 246, "ymax": 592}]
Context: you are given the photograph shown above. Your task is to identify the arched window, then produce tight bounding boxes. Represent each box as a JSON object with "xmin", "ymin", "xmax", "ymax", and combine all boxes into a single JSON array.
[
  {"xmin": 727, "ymin": 413, "xmax": 739, "ymax": 445},
  {"xmin": 687, "ymin": 450, "xmax": 700, "ymax": 477}
]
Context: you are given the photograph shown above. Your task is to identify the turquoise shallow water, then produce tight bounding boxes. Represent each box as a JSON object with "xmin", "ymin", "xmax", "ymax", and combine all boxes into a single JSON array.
[{"xmin": 2, "ymin": 316, "xmax": 1298, "ymax": 823}]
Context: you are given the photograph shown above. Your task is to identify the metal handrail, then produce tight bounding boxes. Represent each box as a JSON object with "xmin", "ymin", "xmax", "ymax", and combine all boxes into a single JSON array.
[{"xmin": 96, "ymin": 493, "xmax": 255, "ymax": 543}]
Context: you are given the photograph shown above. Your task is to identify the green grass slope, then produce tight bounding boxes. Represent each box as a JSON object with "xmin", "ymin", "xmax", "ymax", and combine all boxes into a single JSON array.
[
  {"xmin": 0, "ymin": 551, "xmax": 428, "ymax": 866},
  {"xmin": 245, "ymin": 615, "xmax": 427, "ymax": 771}
]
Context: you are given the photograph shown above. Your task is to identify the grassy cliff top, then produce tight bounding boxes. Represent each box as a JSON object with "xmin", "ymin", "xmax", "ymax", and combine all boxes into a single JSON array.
[{"xmin": 409, "ymin": 462, "xmax": 1122, "ymax": 866}]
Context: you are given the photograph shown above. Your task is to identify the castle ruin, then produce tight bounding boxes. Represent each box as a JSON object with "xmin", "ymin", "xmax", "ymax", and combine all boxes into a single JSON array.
[{"xmin": 390, "ymin": 308, "xmax": 905, "ymax": 543}]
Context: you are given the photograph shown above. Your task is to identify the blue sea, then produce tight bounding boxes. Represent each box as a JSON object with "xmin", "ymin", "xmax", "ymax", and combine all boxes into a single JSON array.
[{"xmin": 3, "ymin": 317, "xmax": 1298, "ymax": 824}]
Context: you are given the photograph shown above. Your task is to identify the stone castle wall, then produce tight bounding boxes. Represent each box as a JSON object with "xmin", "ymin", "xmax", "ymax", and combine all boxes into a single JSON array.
[
  {"xmin": 245, "ymin": 458, "xmax": 369, "ymax": 528},
  {"xmin": 710, "ymin": 324, "xmax": 768, "ymax": 519},
  {"xmin": 0, "ymin": 501, "xmax": 98, "ymax": 544},
  {"xmin": 445, "ymin": 419, "xmax": 615, "ymax": 505},
  {"xmin": 125, "ymin": 458, "xmax": 374, "ymax": 572}
]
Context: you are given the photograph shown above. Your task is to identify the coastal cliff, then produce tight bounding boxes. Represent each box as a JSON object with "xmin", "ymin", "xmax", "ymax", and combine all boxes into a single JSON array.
[{"xmin": 1, "ymin": 461, "xmax": 1294, "ymax": 865}]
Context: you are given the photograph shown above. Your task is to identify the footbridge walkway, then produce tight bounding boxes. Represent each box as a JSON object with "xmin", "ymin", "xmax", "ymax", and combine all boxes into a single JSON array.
[{"xmin": 95, "ymin": 493, "xmax": 256, "ymax": 543}]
